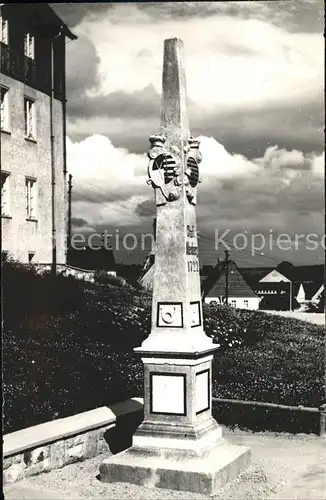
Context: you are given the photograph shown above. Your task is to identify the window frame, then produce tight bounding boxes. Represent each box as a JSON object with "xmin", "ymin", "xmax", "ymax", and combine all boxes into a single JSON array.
[
  {"xmin": 0, "ymin": 86, "xmax": 10, "ymax": 132},
  {"xmin": 244, "ymin": 299, "xmax": 249, "ymax": 308},
  {"xmin": 230, "ymin": 299, "xmax": 237, "ymax": 308},
  {"xmin": 1, "ymin": 170, "xmax": 11, "ymax": 217},
  {"xmin": 25, "ymin": 176, "xmax": 37, "ymax": 220},
  {"xmin": 24, "ymin": 31, "xmax": 35, "ymax": 60},
  {"xmin": 0, "ymin": 13, "xmax": 8, "ymax": 45},
  {"xmin": 24, "ymin": 97, "xmax": 36, "ymax": 140}
]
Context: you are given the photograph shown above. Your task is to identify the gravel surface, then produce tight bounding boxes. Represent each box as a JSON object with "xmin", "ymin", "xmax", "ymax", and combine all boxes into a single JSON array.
[{"xmin": 5, "ymin": 427, "xmax": 326, "ymax": 500}]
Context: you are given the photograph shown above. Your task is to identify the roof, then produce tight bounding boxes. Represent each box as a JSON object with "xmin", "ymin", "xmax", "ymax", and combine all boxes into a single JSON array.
[
  {"xmin": 203, "ymin": 261, "xmax": 259, "ymax": 299},
  {"xmin": 289, "ymin": 264, "xmax": 324, "ymax": 284},
  {"xmin": 240, "ymin": 267, "xmax": 274, "ymax": 287},
  {"xmin": 240, "ymin": 264, "xmax": 324, "ymax": 287},
  {"xmin": 67, "ymin": 247, "xmax": 115, "ymax": 271},
  {"xmin": 139, "ymin": 263, "xmax": 155, "ymax": 290},
  {"xmin": 4, "ymin": 3, "xmax": 77, "ymax": 40},
  {"xmin": 36, "ymin": 4, "xmax": 77, "ymax": 40}
]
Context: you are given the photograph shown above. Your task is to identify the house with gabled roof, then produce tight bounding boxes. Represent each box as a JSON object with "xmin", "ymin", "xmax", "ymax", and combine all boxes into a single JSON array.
[
  {"xmin": 202, "ymin": 260, "xmax": 260, "ymax": 310},
  {"xmin": 241, "ymin": 263, "xmax": 324, "ymax": 311}
]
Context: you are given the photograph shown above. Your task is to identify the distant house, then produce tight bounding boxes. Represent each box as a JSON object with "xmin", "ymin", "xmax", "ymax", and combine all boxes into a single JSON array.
[
  {"xmin": 241, "ymin": 263, "xmax": 324, "ymax": 311},
  {"xmin": 67, "ymin": 246, "xmax": 116, "ymax": 275},
  {"xmin": 202, "ymin": 260, "xmax": 260, "ymax": 310}
]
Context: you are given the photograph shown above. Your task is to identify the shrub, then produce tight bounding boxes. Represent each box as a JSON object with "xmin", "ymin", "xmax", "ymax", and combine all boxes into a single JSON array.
[
  {"xmin": 2, "ymin": 256, "xmax": 85, "ymax": 322},
  {"xmin": 2, "ymin": 263, "xmax": 325, "ymax": 433},
  {"xmin": 212, "ymin": 400, "xmax": 321, "ymax": 435},
  {"xmin": 94, "ymin": 270, "xmax": 125, "ymax": 286}
]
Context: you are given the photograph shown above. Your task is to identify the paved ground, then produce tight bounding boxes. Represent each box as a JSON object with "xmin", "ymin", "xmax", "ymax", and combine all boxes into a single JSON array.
[
  {"xmin": 261, "ymin": 310, "xmax": 325, "ymax": 326},
  {"xmin": 4, "ymin": 427, "xmax": 326, "ymax": 499}
]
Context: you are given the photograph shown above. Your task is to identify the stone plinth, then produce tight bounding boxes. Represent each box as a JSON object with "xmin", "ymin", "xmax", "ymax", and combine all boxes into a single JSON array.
[
  {"xmin": 100, "ymin": 352, "xmax": 251, "ymax": 493},
  {"xmin": 100, "ymin": 443, "xmax": 251, "ymax": 495}
]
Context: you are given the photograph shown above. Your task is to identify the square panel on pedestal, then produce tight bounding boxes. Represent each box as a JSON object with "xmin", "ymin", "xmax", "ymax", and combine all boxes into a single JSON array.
[
  {"xmin": 156, "ymin": 302, "xmax": 183, "ymax": 328},
  {"xmin": 190, "ymin": 300, "xmax": 201, "ymax": 328},
  {"xmin": 150, "ymin": 373, "xmax": 186, "ymax": 416},
  {"xmin": 195, "ymin": 368, "xmax": 210, "ymax": 415}
]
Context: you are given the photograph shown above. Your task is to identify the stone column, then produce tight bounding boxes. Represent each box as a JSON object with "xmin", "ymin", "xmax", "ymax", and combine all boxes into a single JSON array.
[{"xmin": 100, "ymin": 38, "xmax": 251, "ymax": 495}]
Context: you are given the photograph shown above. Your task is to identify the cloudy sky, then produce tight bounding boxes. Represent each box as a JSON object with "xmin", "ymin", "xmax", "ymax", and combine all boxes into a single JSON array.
[{"xmin": 52, "ymin": 1, "xmax": 324, "ymax": 267}]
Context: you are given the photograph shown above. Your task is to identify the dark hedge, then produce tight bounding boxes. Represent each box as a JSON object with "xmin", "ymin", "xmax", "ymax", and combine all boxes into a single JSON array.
[{"xmin": 2, "ymin": 256, "xmax": 325, "ymax": 433}]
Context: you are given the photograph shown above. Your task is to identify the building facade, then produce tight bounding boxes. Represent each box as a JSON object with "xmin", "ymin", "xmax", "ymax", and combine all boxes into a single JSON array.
[{"xmin": 1, "ymin": 4, "xmax": 76, "ymax": 263}]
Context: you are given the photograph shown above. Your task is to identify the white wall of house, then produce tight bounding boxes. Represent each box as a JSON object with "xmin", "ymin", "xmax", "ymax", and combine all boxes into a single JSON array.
[{"xmin": 204, "ymin": 296, "xmax": 260, "ymax": 310}]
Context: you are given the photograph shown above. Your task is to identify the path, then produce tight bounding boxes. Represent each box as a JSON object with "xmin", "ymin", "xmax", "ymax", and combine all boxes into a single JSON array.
[
  {"xmin": 4, "ymin": 427, "xmax": 326, "ymax": 499},
  {"xmin": 262, "ymin": 310, "xmax": 325, "ymax": 326}
]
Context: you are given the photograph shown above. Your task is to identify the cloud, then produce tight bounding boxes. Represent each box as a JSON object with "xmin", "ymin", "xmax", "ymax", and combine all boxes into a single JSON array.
[
  {"xmin": 66, "ymin": 34, "xmax": 101, "ymax": 112},
  {"xmin": 71, "ymin": 217, "xmax": 89, "ymax": 228},
  {"xmin": 311, "ymin": 151, "xmax": 325, "ymax": 177},
  {"xmin": 78, "ymin": 12, "xmax": 323, "ymax": 108},
  {"xmin": 53, "ymin": 2, "xmax": 324, "ymax": 34},
  {"xmin": 67, "ymin": 135, "xmax": 149, "ymax": 228},
  {"xmin": 67, "ymin": 132, "xmax": 324, "ymax": 264},
  {"xmin": 51, "ymin": 3, "xmax": 112, "ymax": 28},
  {"xmin": 55, "ymin": 0, "xmax": 324, "ymax": 266},
  {"xmin": 63, "ymin": 4, "xmax": 324, "ymax": 160},
  {"xmin": 68, "ymin": 84, "xmax": 160, "ymax": 121},
  {"xmin": 68, "ymin": 133, "xmax": 324, "ymax": 229},
  {"xmin": 198, "ymin": 136, "xmax": 260, "ymax": 178}
]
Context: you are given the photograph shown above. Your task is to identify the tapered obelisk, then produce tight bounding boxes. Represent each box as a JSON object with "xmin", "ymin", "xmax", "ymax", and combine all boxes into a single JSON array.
[{"xmin": 100, "ymin": 38, "xmax": 251, "ymax": 495}]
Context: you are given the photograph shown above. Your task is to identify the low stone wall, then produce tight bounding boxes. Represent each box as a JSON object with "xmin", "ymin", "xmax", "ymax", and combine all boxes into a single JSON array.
[{"xmin": 3, "ymin": 398, "xmax": 144, "ymax": 485}]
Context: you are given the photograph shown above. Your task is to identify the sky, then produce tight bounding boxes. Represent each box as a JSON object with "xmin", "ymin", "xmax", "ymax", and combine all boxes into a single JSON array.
[{"xmin": 52, "ymin": 1, "xmax": 325, "ymax": 267}]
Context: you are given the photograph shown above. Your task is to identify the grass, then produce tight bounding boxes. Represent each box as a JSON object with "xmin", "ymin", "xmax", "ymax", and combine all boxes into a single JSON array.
[{"xmin": 2, "ymin": 255, "xmax": 325, "ymax": 433}]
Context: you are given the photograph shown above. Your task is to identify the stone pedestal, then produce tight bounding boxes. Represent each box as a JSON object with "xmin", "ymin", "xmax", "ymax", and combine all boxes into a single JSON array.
[{"xmin": 100, "ymin": 350, "xmax": 250, "ymax": 494}]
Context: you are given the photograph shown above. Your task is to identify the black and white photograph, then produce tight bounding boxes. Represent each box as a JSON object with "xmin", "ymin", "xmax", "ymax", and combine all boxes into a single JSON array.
[{"xmin": 1, "ymin": 1, "xmax": 325, "ymax": 499}]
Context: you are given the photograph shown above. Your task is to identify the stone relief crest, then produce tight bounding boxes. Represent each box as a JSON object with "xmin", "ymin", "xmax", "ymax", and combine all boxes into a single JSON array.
[
  {"xmin": 147, "ymin": 134, "xmax": 182, "ymax": 206},
  {"xmin": 184, "ymin": 136, "xmax": 202, "ymax": 206},
  {"xmin": 147, "ymin": 133, "xmax": 201, "ymax": 206}
]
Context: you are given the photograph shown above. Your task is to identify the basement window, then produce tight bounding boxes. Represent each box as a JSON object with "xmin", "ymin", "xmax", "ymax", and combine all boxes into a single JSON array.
[{"xmin": 28, "ymin": 252, "xmax": 35, "ymax": 262}]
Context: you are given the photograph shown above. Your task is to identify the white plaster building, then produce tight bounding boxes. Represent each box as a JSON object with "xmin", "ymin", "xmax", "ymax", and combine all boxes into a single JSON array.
[{"xmin": 202, "ymin": 261, "xmax": 260, "ymax": 310}]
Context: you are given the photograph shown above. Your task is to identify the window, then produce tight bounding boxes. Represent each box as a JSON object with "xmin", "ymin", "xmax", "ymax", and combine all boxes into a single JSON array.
[
  {"xmin": 24, "ymin": 98, "xmax": 36, "ymax": 139},
  {"xmin": 28, "ymin": 252, "xmax": 35, "ymax": 262},
  {"xmin": 0, "ymin": 87, "xmax": 9, "ymax": 131},
  {"xmin": 0, "ymin": 14, "xmax": 8, "ymax": 44},
  {"xmin": 230, "ymin": 300, "xmax": 237, "ymax": 308},
  {"xmin": 1, "ymin": 171, "xmax": 10, "ymax": 216},
  {"xmin": 24, "ymin": 32, "xmax": 35, "ymax": 59},
  {"xmin": 25, "ymin": 177, "xmax": 37, "ymax": 219},
  {"xmin": 244, "ymin": 300, "xmax": 249, "ymax": 308}
]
